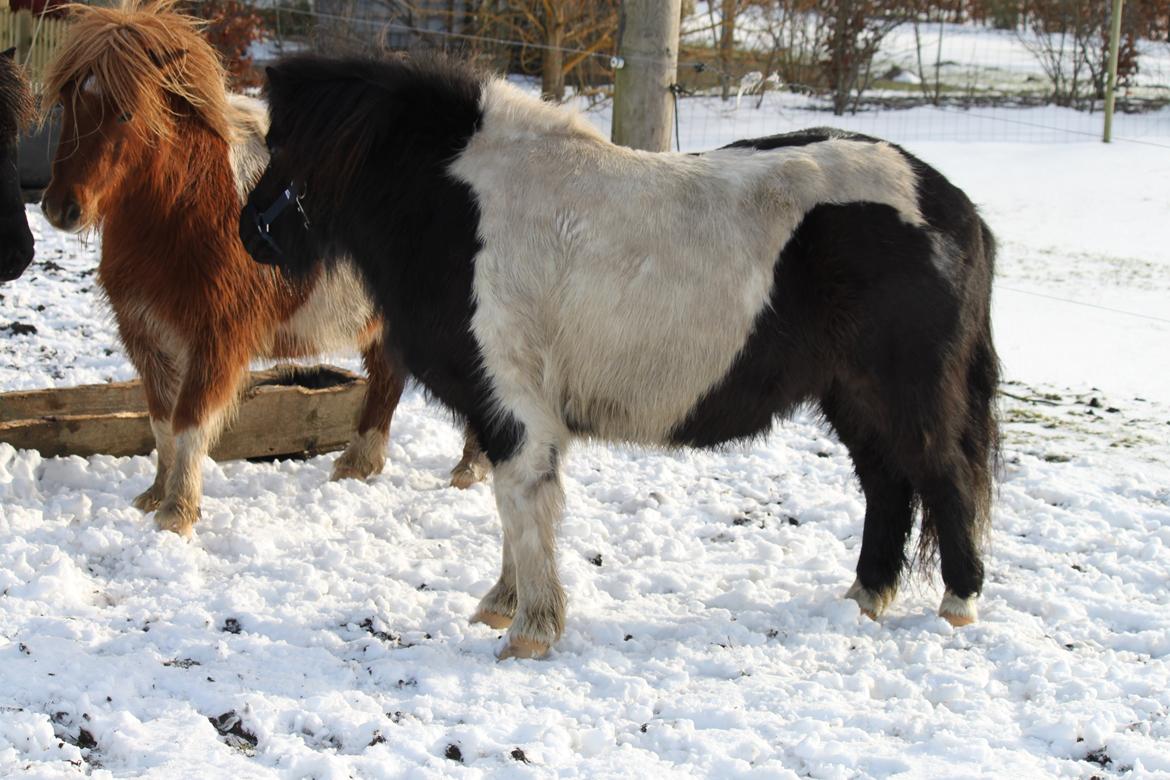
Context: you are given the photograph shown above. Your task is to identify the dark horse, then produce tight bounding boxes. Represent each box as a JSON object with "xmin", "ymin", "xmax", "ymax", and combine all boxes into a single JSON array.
[
  {"xmin": 0, "ymin": 47, "xmax": 35, "ymax": 282},
  {"xmin": 241, "ymin": 55, "xmax": 999, "ymax": 659}
]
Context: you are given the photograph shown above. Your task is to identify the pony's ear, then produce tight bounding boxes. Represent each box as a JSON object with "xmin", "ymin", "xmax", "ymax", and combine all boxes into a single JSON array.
[{"xmin": 1, "ymin": 47, "xmax": 16, "ymax": 60}]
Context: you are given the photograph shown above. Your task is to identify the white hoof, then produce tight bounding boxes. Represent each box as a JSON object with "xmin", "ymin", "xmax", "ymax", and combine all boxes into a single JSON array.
[
  {"xmin": 495, "ymin": 634, "xmax": 549, "ymax": 661},
  {"xmin": 845, "ymin": 577, "xmax": 896, "ymax": 620},
  {"xmin": 938, "ymin": 590, "xmax": 978, "ymax": 626}
]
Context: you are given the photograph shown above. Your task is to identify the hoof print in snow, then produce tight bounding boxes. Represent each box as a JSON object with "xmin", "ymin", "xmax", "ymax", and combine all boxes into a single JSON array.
[
  {"xmin": 77, "ymin": 728, "xmax": 97, "ymax": 750},
  {"xmin": 444, "ymin": 744, "xmax": 463, "ymax": 762},
  {"xmin": 368, "ymin": 730, "xmax": 386, "ymax": 747},
  {"xmin": 4, "ymin": 322, "xmax": 37, "ymax": 336},
  {"xmin": 162, "ymin": 658, "xmax": 200, "ymax": 669},
  {"xmin": 510, "ymin": 747, "xmax": 529, "ymax": 763},
  {"xmin": 359, "ymin": 617, "xmax": 409, "ymax": 646},
  {"xmin": 588, "ymin": 553, "xmax": 603, "ymax": 567},
  {"xmin": 221, "ymin": 618, "xmax": 242, "ymax": 634},
  {"xmin": 1081, "ymin": 748, "xmax": 1118, "ymax": 771},
  {"xmin": 210, "ymin": 711, "xmax": 258, "ymax": 754}
]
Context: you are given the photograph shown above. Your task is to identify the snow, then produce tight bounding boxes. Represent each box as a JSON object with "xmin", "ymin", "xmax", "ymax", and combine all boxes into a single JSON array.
[{"xmin": 3, "ymin": 83, "xmax": 1170, "ymax": 778}]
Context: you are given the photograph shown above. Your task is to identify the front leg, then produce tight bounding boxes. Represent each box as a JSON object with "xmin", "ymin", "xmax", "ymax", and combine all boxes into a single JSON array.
[
  {"xmin": 115, "ymin": 316, "xmax": 178, "ymax": 512},
  {"xmin": 486, "ymin": 439, "xmax": 567, "ymax": 660},
  {"xmin": 154, "ymin": 346, "xmax": 249, "ymax": 538},
  {"xmin": 132, "ymin": 418, "xmax": 176, "ymax": 512}
]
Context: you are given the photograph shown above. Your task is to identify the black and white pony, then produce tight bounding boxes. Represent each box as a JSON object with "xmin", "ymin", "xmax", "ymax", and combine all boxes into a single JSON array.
[
  {"xmin": 0, "ymin": 47, "xmax": 34, "ymax": 283},
  {"xmin": 240, "ymin": 55, "xmax": 999, "ymax": 659}
]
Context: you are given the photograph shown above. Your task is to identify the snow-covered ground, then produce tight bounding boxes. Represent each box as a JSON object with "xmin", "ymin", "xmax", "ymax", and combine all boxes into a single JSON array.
[{"xmin": 2, "ymin": 111, "xmax": 1170, "ymax": 776}]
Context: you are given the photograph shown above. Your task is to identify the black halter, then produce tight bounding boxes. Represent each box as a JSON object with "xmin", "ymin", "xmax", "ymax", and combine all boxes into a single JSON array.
[{"xmin": 246, "ymin": 179, "xmax": 309, "ymax": 255}]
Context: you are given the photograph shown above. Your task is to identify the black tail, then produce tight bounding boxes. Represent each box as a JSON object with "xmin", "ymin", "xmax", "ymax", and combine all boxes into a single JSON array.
[{"xmin": 917, "ymin": 218, "xmax": 1000, "ymax": 568}]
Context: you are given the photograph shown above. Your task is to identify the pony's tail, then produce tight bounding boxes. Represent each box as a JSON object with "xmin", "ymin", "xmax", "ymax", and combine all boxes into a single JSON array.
[{"xmin": 916, "ymin": 218, "xmax": 1000, "ymax": 567}]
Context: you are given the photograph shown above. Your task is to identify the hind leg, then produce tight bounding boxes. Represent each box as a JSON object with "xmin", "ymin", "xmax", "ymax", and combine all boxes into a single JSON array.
[
  {"xmin": 930, "ymin": 335, "xmax": 998, "ymax": 626},
  {"xmin": 824, "ymin": 391, "xmax": 915, "ymax": 620},
  {"xmin": 450, "ymin": 426, "xmax": 491, "ymax": 489},
  {"xmin": 471, "ymin": 532, "xmax": 516, "ymax": 629},
  {"xmin": 332, "ymin": 343, "xmax": 404, "ymax": 481},
  {"xmin": 844, "ymin": 459, "xmax": 915, "ymax": 620},
  {"xmin": 918, "ymin": 467, "xmax": 984, "ymax": 626}
]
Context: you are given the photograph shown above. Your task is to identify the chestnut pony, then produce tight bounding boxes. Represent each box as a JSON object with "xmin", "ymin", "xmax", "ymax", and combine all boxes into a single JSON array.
[
  {"xmin": 40, "ymin": 1, "xmax": 488, "ymax": 537},
  {"xmin": 0, "ymin": 46, "xmax": 35, "ymax": 282}
]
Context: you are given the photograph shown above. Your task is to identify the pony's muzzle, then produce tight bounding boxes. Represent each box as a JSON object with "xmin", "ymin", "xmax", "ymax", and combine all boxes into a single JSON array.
[
  {"xmin": 41, "ymin": 195, "xmax": 82, "ymax": 233},
  {"xmin": 0, "ymin": 217, "xmax": 34, "ymax": 282}
]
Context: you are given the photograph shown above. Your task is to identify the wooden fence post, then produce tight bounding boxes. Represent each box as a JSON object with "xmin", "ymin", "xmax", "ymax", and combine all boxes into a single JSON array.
[
  {"xmin": 1102, "ymin": 0, "xmax": 1125, "ymax": 143},
  {"xmin": 14, "ymin": 8, "xmax": 32, "ymax": 65},
  {"xmin": 612, "ymin": 0, "xmax": 682, "ymax": 152}
]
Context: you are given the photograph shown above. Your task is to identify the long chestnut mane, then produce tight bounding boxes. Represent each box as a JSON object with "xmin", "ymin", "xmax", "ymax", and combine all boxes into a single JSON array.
[{"xmin": 42, "ymin": 0, "xmax": 232, "ymax": 141}]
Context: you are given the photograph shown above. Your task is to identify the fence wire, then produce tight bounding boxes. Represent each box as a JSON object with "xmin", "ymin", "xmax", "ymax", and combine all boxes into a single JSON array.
[
  {"xmin": 17, "ymin": 2, "xmax": 1170, "ymax": 149},
  {"xmin": 257, "ymin": 4, "xmax": 1170, "ymax": 149}
]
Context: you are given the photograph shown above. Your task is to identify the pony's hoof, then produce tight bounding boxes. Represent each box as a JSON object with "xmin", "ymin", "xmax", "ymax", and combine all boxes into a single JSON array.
[
  {"xmin": 154, "ymin": 506, "xmax": 197, "ymax": 539},
  {"xmin": 845, "ymin": 577, "xmax": 896, "ymax": 620},
  {"xmin": 330, "ymin": 453, "xmax": 384, "ymax": 482},
  {"xmin": 471, "ymin": 609, "xmax": 513, "ymax": 630},
  {"xmin": 449, "ymin": 455, "xmax": 490, "ymax": 489},
  {"xmin": 132, "ymin": 485, "xmax": 164, "ymax": 513},
  {"xmin": 330, "ymin": 433, "xmax": 387, "ymax": 481},
  {"xmin": 496, "ymin": 635, "xmax": 549, "ymax": 661},
  {"xmin": 330, "ymin": 462, "xmax": 377, "ymax": 481},
  {"xmin": 938, "ymin": 591, "xmax": 978, "ymax": 627}
]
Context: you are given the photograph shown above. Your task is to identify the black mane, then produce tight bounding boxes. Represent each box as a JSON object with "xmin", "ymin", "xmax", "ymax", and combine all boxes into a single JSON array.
[
  {"xmin": 0, "ymin": 52, "xmax": 33, "ymax": 141},
  {"xmin": 265, "ymin": 53, "xmax": 483, "ymax": 229},
  {"xmin": 256, "ymin": 53, "xmax": 523, "ymax": 462}
]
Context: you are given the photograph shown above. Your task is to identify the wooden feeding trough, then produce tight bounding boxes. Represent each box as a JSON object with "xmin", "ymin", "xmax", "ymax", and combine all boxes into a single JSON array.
[{"xmin": 0, "ymin": 365, "xmax": 366, "ymax": 461}]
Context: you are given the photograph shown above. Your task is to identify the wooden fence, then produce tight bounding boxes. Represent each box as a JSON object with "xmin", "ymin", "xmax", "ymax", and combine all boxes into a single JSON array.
[{"xmin": 0, "ymin": 7, "xmax": 70, "ymax": 91}]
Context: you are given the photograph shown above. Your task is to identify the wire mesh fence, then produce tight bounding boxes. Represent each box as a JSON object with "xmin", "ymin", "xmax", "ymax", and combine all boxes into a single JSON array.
[
  {"xmin": 253, "ymin": 2, "xmax": 1170, "ymax": 151},
  {"xmin": 664, "ymin": 16, "xmax": 1170, "ymax": 151},
  {"xmin": 18, "ymin": 1, "xmax": 1170, "ymax": 150}
]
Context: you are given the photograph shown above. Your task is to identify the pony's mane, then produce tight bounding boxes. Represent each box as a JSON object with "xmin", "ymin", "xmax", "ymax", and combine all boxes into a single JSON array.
[
  {"xmin": 43, "ymin": 0, "xmax": 231, "ymax": 141},
  {"xmin": 0, "ymin": 54, "xmax": 34, "ymax": 139},
  {"xmin": 266, "ymin": 53, "xmax": 484, "ymax": 205}
]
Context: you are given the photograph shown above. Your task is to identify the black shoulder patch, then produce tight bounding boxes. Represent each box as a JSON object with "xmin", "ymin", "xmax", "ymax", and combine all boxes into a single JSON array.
[{"xmin": 720, "ymin": 127, "xmax": 882, "ymax": 152}]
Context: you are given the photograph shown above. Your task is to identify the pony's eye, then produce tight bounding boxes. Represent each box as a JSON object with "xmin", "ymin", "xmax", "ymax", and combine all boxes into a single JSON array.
[{"xmin": 117, "ymin": 112, "xmax": 132, "ymax": 123}]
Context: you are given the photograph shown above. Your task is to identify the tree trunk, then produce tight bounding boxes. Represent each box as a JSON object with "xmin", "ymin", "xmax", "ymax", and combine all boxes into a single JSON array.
[{"xmin": 719, "ymin": 0, "xmax": 736, "ymax": 101}]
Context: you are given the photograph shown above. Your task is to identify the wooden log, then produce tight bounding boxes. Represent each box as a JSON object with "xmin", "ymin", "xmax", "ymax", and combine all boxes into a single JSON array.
[
  {"xmin": 0, "ymin": 365, "xmax": 367, "ymax": 461},
  {"xmin": 0, "ymin": 378, "xmax": 147, "ymax": 422}
]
